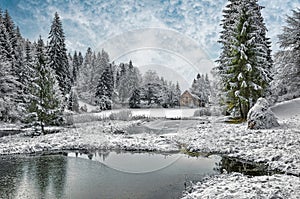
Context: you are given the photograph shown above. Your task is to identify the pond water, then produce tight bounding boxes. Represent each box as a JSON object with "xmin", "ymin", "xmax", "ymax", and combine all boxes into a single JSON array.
[{"xmin": 0, "ymin": 151, "xmax": 221, "ymax": 199}]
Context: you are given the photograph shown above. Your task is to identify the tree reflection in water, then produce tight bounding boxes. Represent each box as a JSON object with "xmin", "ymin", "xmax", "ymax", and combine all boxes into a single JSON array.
[
  {"xmin": 0, "ymin": 155, "xmax": 68, "ymax": 198},
  {"xmin": 217, "ymin": 156, "xmax": 278, "ymax": 176},
  {"xmin": 0, "ymin": 157, "xmax": 24, "ymax": 198}
]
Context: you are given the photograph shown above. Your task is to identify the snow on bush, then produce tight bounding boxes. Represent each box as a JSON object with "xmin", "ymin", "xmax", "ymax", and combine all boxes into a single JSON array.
[
  {"xmin": 109, "ymin": 110, "xmax": 132, "ymax": 121},
  {"xmin": 247, "ymin": 98, "xmax": 279, "ymax": 129},
  {"xmin": 209, "ymin": 106, "xmax": 224, "ymax": 116}
]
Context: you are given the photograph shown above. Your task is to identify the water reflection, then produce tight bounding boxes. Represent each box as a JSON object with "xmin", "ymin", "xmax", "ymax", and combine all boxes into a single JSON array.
[
  {"xmin": 0, "ymin": 157, "xmax": 24, "ymax": 198},
  {"xmin": 219, "ymin": 156, "xmax": 274, "ymax": 176},
  {"xmin": 0, "ymin": 151, "xmax": 220, "ymax": 199},
  {"xmin": 0, "ymin": 155, "xmax": 68, "ymax": 198}
]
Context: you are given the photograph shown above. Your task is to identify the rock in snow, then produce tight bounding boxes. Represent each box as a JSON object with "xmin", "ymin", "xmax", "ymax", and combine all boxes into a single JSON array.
[{"xmin": 247, "ymin": 98, "xmax": 280, "ymax": 129}]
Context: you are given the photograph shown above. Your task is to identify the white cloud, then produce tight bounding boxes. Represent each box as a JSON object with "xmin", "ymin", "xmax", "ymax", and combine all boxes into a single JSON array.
[{"xmin": 9, "ymin": 0, "xmax": 300, "ymax": 87}]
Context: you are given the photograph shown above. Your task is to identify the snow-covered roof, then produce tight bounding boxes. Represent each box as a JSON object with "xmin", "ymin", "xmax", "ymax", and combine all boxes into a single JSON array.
[{"xmin": 181, "ymin": 90, "xmax": 200, "ymax": 100}]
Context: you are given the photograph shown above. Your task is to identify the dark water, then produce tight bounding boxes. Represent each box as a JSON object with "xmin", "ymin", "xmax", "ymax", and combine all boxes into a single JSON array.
[
  {"xmin": 0, "ymin": 151, "xmax": 220, "ymax": 199},
  {"xmin": 219, "ymin": 156, "xmax": 279, "ymax": 176}
]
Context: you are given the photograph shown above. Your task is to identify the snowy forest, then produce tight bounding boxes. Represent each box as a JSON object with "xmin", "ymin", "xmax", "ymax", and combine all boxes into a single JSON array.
[
  {"xmin": 0, "ymin": 10, "xmax": 187, "ymax": 132},
  {"xmin": 0, "ymin": 4, "xmax": 299, "ymax": 127}
]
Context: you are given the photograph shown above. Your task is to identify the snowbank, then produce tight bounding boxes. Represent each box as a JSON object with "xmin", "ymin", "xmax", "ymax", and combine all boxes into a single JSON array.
[
  {"xmin": 247, "ymin": 98, "xmax": 279, "ymax": 129},
  {"xmin": 182, "ymin": 173, "xmax": 300, "ymax": 199}
]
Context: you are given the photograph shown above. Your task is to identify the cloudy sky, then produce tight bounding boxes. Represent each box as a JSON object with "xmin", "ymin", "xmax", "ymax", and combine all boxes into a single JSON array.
[{"xmin": 0, "ymin": 0, "xmax": 299, "ymax": 90}]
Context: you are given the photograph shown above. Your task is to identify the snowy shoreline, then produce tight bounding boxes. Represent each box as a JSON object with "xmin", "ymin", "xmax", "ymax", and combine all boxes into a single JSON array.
[{"xmin": 0, "ymin": 114, "xmax": 299, "ymax": 176}]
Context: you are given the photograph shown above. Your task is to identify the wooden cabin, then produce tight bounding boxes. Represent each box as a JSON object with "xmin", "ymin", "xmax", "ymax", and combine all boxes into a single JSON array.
[{"xmin": 180, "ymin": 90, "xmax": 202, "ymax": 107}]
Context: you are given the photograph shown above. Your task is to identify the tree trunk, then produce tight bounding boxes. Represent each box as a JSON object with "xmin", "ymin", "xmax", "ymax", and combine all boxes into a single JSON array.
[{"xmin": 239, "ymin": 98, "xmax": 244, "ymax": 119}]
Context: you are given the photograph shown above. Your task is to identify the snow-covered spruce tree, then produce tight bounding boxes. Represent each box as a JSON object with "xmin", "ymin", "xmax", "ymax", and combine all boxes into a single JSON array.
[
  {"xmin": 27, "ymin": 37, "xmax": 63, "ymax": 133},
  {"xmin": 215, "ymin": 0, "xmax": 240, "ymax": 82},
  {"xmin": 0, "ymin": 22, "xmax": 16, "ymax": 121},
  {"xmin": 276, "ymin": 8, "xmax": 300, "ymax": 99},
  {"xmin": 77, "ymin": 47, "xmax": 93, "ymax": 102},
  {"xmin": 47, "ymin": 12, "xmax": 71, "ymax": 97},
  {"xmin": 0, "ymin": 9, "xmax": 21, "ymax": 122},
  {"xmin": 215, "ymin": 0, "xmax": 272, "ymax": 119},
  {"xmin": 159, "ymin": 77, "xmax": 170, "ymax": 108},
  {"xmin": 190, "ymin": 73, "xmax": 211, "ymax": 107},
  {"xmin": 71, "ymin": 51, "xmax": 80, "ymax": 84},
  {"xmin": 129, "ymin": 88, "xmax": 141, "ymax": 108},
  {"xmin": 117, "ymin": 60, "xmax": 141, "ymax": 104},
  {"xmin": 95, "ymin": 64, "xmax": 114, "ymax": 110},
  {"xmin": 140, "ymin": 70, "xmax": 162, "ymax": 107},
  {"xmin": 91, "ymin": 49, "xmax": 110, "ymax": 101},
  {"xmin": 3, "ymin": 10, "xmax": 17, "ymax": 58},
  {"xmin": 77, "ymin": 48, "xmax": 110, "ymax": 104},
  {"xmin": 67, "ymin": 87, "xmax": 79, "ymax": 112},
  {"xmin": 174, "ymin": 82, "xmax": 181, "ymax": 107}
]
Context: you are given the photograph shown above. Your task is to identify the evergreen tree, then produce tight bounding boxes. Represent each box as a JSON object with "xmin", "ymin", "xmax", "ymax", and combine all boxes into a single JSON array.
[
  {"xmin": 72, "ymin": 51, "xmax": 79, "ymax": 84},
  {"xmin": 78, "ymin": 51, "xmax": 83, "ymax": 66},
  {"xmin": 95, "ymin": 64, "xmax": 114, "ymax": 110},
  {"xmin": 117, "ymin": 60, "xmax": 140, "ymax": 104},
  {"xmin": 174, "ymin": 82, "xmax": 181, "ymax": 107},
  {"xmin": 77, "ymin": 47, "xmax": 93, "ymax": 102},
  {"xmin": 190, "ymin": 73, "xmax": 211, "ymax": 106},
  {"xmin": 215, "ymin": 0, "xmax": 272, "ymax": 119},
  {"xmin": 129, "ymin": 88, "xmax": 141, "ymax": 108},
  {"xmin": 120, "ymin": 63, "xmax": 126, "ymax": 76},
  {"xmin": 3, "ymin": 10, "xmax": 17, "ymax": 58},
  {"xmin": 67, "ymin": 87, "xmax": 79, "ymax": 112},
  {"xmin": 129, "ymin": 60, "xmax": 133, "ymax": 69},
  {"xmin": 276, "ymin": 8, "xmax": 300, "ymax": 99},
  {"xmin": 140, "ymin": 70, "xmax": 162, "ymax": 106},
  {"xmin": 47, "ymin": 12, "xmax": 71, "ymax": 96},
  {"xmin": 0, "ymin": 9, "xmax": 19, "ymax": 122},
  {"xmin": 27, "ymin": 37, "xmax": 63, "ymax": 133},
  {"xmin": 3, "ymin": 12, "xmax": 29, "ymax": 115}
]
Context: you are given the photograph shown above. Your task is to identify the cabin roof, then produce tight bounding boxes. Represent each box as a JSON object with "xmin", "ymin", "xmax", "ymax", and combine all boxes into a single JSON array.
[{"xmin": 181, "ymin": 90, "xmax": 200, "ymax": 100}]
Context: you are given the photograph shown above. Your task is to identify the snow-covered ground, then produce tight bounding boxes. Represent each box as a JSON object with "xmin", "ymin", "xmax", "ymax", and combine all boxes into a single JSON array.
[
  {"xmin": 75, "ymin": 102, "xmax": 198, "ymax": 122},
  {"xmin": 182, "ymin": 173, "xmax": 300, "ymax": 199},
  {"xmin": 0, "ymin": 98, "xmax": 299, "ymax": 198},
  {"xmin": 180, "ymin": 98, "xmax": 300, "ymax": 198},
  {"xmin": 0, "ymin": 99, "xmax": 299, "ymax": 175},
  {"xmin": 0, "ymin": 120, "xmax": 179, "ymax": 155}
]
